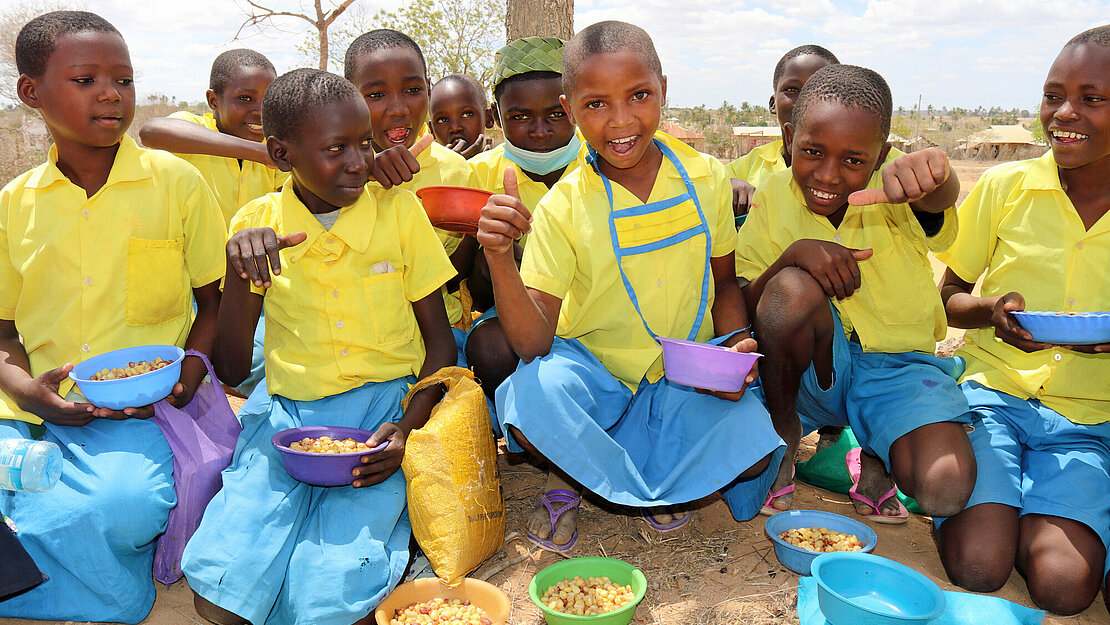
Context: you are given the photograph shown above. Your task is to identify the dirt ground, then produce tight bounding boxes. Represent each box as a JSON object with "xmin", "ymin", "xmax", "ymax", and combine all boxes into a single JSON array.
[{"xmin": 6, "ymin": 159, "xmax": 1108, "ymax": 625}]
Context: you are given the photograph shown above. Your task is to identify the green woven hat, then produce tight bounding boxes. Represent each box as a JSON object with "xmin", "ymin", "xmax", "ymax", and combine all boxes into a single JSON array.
[{"xmin": 492, "ymin": 36, "xmax": 566, "ymax": 89}]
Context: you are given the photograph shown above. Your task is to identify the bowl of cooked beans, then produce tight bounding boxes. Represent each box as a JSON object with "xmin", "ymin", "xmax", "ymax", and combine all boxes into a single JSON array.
[
  {"xmin": 528, "ymin": 557, "xmax": 647, "ymax": 625},
  {"xmin": 764, "ymin": 509, "xmax": 878, "ymax": 576},
  {"xmin": 373, "ymin": 577, "xmax": 511, "ymax": 625},
  {"xmin": 68, "ymin": 345, "xmax": 185, "ymax": 410},
  {"xmin": 271, "ymin": 426, "xmax": 388, "ymax": 487}
]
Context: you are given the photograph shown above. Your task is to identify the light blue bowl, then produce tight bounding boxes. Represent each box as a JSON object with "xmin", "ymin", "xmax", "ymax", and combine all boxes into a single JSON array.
[
  {"xmin": 69, "ymin": 345, "xmax": 184, "ymax": 410},
  {"xmin": 764, "ymin": 510, "xmax": 877, "ymax": 576},
  {"xmin": 1011, "ymin": 311, "xmax": 1110, "ymax": 345},
  {"xmin": 812, "ymin": 552, "xmax": 945, "ymax": 625}
]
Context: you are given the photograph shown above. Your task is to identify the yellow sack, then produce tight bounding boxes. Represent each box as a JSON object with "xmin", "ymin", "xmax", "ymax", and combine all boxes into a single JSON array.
[{"xmin": 401, "ymin": 366, "xmax": 505, "ymax": 586}]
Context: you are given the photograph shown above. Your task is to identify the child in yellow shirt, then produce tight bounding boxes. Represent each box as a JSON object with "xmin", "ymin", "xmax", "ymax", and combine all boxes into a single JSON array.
[
  {"xmin": 181, "ymin": 69, "xmax": 456, "ymax": 625},
  {"xmin": 0, "ymin": 11, "xmax": 225, "ymax": 623},
  {"xmin": 140, "ymin": 49, "xmax": 285, "ymax": 398},
  {"xmin": 428, "ymin": 73, "xmax": 491, "ymax": 159},
  {"xmin": 735, "ymin": 65, "xmax": 977, "ymax": 525},
  {"xmin": 933, "ymin": 26, "xmax": 1110, "ymax": 616},
  {"xmin": 478, "ymin": 21, "xmax": 783, "ymax": 552}
]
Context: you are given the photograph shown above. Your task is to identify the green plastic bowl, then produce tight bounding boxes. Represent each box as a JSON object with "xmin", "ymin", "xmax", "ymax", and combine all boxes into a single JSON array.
[{"xmin": 528, "ymin": 557, "xmax": 647, "ymax": 625}]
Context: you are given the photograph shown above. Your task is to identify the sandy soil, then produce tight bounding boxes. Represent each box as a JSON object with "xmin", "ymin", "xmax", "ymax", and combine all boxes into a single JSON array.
[{"xmin": 6, "ymin": 159, "xmax": 1106, "ymax": 625}]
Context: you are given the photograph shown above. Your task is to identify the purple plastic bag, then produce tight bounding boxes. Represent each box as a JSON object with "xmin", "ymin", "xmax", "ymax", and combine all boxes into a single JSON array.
[{"xmin": 150, "ymin": 349, "xmax": 241, "ymax": 586}]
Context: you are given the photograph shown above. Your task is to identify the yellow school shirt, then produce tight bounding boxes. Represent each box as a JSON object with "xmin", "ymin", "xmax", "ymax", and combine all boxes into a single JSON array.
[
  {"xmin": 167, "ymin": 111, "xmax": 288, "ymax": 227},
  {"xmin": 936, "ymin": 152, "xmax": 1110, "ymax": 424},
  {"xmin": 735, "ymin": 166, "xmax": 957, "ymax": 355},
  {"xmin": 0, "ymin": 135, "xmax": 226, "ymax": 423},
  {"xmin": 233, "ymin": 181, "xmax": 456, "ymax": 401},
  {"xmin": 521, "ymin": 132, "xmax": 736, "ymax": 389},
  {"xmin": 371, "ymin": 137, "xmax": 477, "ymax": 325},
  {"xmin": 725, "ymin": 140, "xmax": 785, "ymax": 188}
]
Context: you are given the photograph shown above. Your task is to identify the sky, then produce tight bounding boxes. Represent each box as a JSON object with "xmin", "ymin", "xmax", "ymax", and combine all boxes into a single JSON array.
[{"xmin": 22, "ymin": 0, "xmax": 1110, "ymax": 112}]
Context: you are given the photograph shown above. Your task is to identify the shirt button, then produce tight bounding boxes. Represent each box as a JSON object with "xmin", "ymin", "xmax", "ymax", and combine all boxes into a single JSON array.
[
  {"xmin": 326, "ymin": 260, "xmax": 335, "ymax": 265},
  {"xmin": 1076, "ymin": 241, "xmax": 1085, "ymax": 249},
  {"xmin": 1067, "ymin": 298, "xmax": 1076, "ymax": 307},
  {"xmin": 336, "ymin": 321, "xmax": 344, "ymax": 328},
  {"xmin": 341, "ymin": 348, "xmax": 349, "ymax": 356},
  {"xmin": 83, "ymin": 276, "xmax": 93, "ymax": 286},
  {"xmin": 327, "ymin": 237, "xmax": 336, "ymax": 245},
  {"xmin": 332, "ymin": 290, "xmax": 339, "ymax": 298},
  {"xmin": 656, "ymin": 279, "xmax": 664, "ymax": 287},
  {"xmin": 81, "ymin": 344, "xmax": 91, "ymax": 352},
  {"xmin": 833, "ymin": 235, "xmax": 842, "ymax": 243},
  {"xmin": 1053, "ymin": 353, "xmax": 1062, "ymax": 362},
  {"xmin": 81, "ymin": 209, "xmax": 90, "ymax": 217}
]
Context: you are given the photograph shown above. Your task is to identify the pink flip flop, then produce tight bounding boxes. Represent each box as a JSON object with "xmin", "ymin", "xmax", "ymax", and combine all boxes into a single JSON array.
[
  {"xmin": 760, "ymin": 465, "xmax": 796, "ymax": 516},
  {"xmin": 526, "ymin": 488, "xmax": 580, "ymax": 553},
  {"xmin": 846, "ymin": 448, "xmax": 908, "ymax": 525}
]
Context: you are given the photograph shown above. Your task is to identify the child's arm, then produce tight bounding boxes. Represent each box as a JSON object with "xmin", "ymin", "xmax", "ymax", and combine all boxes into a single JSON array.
[
  {"xmin": 707, "ymin": 253, "xmax": 759, "ymax": 400},
  {"xmin": 139, "ymin": 117, "xmax": 274, "ymax": 167},
  {"xmin": 730, "ymin": 178, "xmax": 755, "ymax": 219},
  {"xmin": 352, "ymin": 290, "xmax": 455, "ymax": 488},
  {"xmin": 371, "ymin": 134, "xmax": 434, "ymax": 189},
  {"xmin": 848, "ymin": 147, "xmax": 958, "ymax": 213},
  {"xmin": 214, "ymin": 227, "xmax": 307, "ymax": 384},
  {"xmin": 0, "ymin": 319, "xmax": 95, "ymax": 425},
  {"xmin": 476, "ymin": 168, "xmax": 562, "ymax": 361},
  {"xmin": 741, "ymin": 239, "xmax": 874, "ymax": 316}
]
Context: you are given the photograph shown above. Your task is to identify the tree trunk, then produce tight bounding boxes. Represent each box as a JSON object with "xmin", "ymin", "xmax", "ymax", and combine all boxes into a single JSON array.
[{"xmin": 506, "ymin": 0, "xmax": 573, "ymax": 41}]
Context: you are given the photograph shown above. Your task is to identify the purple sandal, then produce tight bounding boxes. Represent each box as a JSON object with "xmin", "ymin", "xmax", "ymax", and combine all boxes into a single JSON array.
[
  {"xmin": 527, "ymin": 489, "xmax": 581, "ymax": 553},
  {"xmin": 640, "ymin": 506, "xmax": 692, "ymax": 532}
]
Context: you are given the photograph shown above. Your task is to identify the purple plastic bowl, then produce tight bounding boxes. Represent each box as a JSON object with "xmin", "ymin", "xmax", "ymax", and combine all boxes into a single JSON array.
[
  {"xmin": 658, "ymin": 337, "xmax": 762, "ymax": 393},
  {"xmin": 271, "ymin": 426, "xmax": 388, "ymax": 487}
]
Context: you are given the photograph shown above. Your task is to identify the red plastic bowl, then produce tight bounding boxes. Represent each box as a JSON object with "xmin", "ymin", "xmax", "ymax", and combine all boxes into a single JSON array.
[
  {"xmin": 658, "ymin": 337, "xmax": 762, "ymax": 393},
  {"xmin": 415, "ymin": 185, "xmax": 493, "ymax": 234},
  {"xmin": 271, "ymin": 426, "xmax": 387, "ymax": 487}
]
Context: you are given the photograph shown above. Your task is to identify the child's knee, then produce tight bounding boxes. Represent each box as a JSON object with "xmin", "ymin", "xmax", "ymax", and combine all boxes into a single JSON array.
[
  {"xmin": 759, "ymin": 267, "xmax": 827, "ymax": 321},
  {"xmin": 939, "ymin": 536, "xmax": 1013, "ymax": 593},
  {"xmin": 900, "ymin": 460, "xmax": 974, "ymax": 518},
  {"xmin": 1025, "ymin": 561, "xmax": 1102, "ymax": 615}
]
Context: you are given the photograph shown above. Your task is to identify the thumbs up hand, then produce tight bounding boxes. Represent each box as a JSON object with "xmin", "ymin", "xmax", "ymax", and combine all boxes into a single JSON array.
[
  {"xmin": 371, "ymin": 133, "xmax": 435, "ymax": 189},
  {"xmin": 849, "ymin": 147, "xmax": 951, "ymax": 206},
  {"xmin": 477, "ymin": 165, "xmax": 532, "ymax": 256}
]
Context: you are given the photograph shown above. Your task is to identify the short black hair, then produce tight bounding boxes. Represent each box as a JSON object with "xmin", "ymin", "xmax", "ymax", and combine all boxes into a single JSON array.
[
  {"xmin": 772, "ymin": 44, "xmax": 839, "ymax": 90},
  {"xmin": 1067, "ymin": 24, "xmax": 1110, "ymax": 47},
  {"xmin": 792, "ymin": 64, "xmax": 892, "ymax": 142},
  {"xmin": 493, "ymin": 70, "xmax": 560, "ymax": 104},
  {"xmin": 209, "ymin": 49, "xmax": 276, "ymax": 93},
  {"xmin": 16, "ymin": 10, "xmax": 121, "ymax": 78},
  {"xmin": 262, "ymin": 68, "xmax": 361, "ymax": 141},
  {"xmin": 433, "ymin": 73, "xmax": 487, "ymax": 108},
  {"xmin": 562, "ymin": 21, "xmax": 661, "ymax": 95},
  {"xmin": 343, "ymin": 29, "xmax": 427, "ymax": 81}
]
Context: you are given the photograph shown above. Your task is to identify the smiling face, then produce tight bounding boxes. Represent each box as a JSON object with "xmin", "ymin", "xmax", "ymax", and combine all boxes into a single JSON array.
[
  {"xmin": 348, "ymin": 46, "xmax": 429, "ymax": 152},
  {"xmin": 774, "ymin": 54, "xmax": 834, "ymax": 128},
  {"xmin": 496, "ymin": 75, "xmax": 575, "ymax": 152},
  {"xmin": 563, "ymin": 49, "xmax": 666, "ymax": 178},
  {"xmin": 785, "ymin": 100, "xmax": 887, "ymax": 224},
  {"xmin": 429, "ymin": 79, "xmax": 488, "ymax": 148},
  {"xmin": 1041, "ymin": 43, "xmax": 1110, "ymax": 171},
  {"xmin": 269, "ymin": 96, "xmax": 375, "ymax": 214},
  {"xmin": 209, "ymin": 64, "xmax": 276, "ymax": 142},
  {"xmin": 19, "ymin": 30, "xmax": 134, "ymax": 154}
]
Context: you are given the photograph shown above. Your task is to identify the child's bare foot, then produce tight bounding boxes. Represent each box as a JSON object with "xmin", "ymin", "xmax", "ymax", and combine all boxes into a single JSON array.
[
  {"xmin": 814, "ymin": 425, "xmax": 844, "ymax": 452},
  {"xmin": 762, "ymin": 455, "xmax": 796, "ymax": 514},
  {"xmin": 527, "ymin": 472, "xmax": 581, "ymax": 551},
  {"xmin": 641, "ymin": 505, "xmax": 692, "ymax": 531},
  {"xmin": 850, "ymin": 449, "xmax": 905, "ymax": 519}
]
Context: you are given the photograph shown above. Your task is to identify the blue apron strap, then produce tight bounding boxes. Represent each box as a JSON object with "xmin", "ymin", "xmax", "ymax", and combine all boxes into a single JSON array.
[{"xmin": 589, "ymin": 139, "xmax": 713, "ymax": 342}]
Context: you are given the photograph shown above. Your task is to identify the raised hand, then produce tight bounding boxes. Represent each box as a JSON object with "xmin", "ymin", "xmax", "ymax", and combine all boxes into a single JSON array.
[
  {"xmin": 786, "ymin": 238, "xmax": 873, "ymax": 300},
  {"xmin": 371, "ymin": 133, "xmax": 435, "ymax": 188},
  {"xmin": 477, "ymin": 166, "xmax": 532, "ymax": 257},
  {"xmin": 849, "ymin": 148, "xmax": 951, "ymax": 206},
  {"xmin": 227, "ymin": 228, "xmax": 308, "ymax": 288}
]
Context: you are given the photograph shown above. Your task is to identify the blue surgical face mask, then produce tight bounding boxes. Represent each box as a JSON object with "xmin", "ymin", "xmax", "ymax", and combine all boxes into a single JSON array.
[{"xmin": 500, "ymin": 129, "xmax": 582, "ymax": 176}]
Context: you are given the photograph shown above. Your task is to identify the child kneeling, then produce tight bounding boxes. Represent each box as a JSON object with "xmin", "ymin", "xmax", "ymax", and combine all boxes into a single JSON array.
[{"xmin": 181, "ymin": 69, "xmax": 456, "ymax": 625}]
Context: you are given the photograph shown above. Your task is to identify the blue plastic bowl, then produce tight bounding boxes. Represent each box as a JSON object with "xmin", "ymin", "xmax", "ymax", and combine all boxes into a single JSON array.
[
  {"xmin": 69, "ymin": 345, "xmax": 185, "ymax": 410},
  {"xmin": 271, "ymin": 426, "xmax": 388, "ymax": 487},
  {"xmin": 1011, "ymin": 311, "xmax": 1110, "ymax": 345},
  {"xmin": 764, "ymin": 510, "xmax": 878, "ymax": 576},
  {"xmin": 812, "ymin": 552, "xmax": 945, "ymax": 625}
]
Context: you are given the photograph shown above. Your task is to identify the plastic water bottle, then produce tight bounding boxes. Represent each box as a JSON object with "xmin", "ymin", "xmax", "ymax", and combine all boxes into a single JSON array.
[{"xmin": 0, "ymin": 439, "xmax": 62, "ymax": 493}]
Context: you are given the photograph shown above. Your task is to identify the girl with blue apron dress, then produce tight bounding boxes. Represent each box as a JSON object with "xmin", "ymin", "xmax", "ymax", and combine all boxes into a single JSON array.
[{"xmin": 495, "ymin": 139, "xmax": 784, "ymax": 533}]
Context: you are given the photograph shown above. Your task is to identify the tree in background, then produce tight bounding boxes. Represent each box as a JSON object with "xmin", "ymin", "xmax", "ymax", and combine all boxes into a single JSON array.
[
  {"xmin": 506, "ymin": 0, "xmax": 573, "ymax": 41},
  {"xmin": 0, "ymin": 0, "xmax": 71, "ymax": 105},
  {"xmin": 236, "ymin": 0, "xmax": 356, "ymax": 71}
]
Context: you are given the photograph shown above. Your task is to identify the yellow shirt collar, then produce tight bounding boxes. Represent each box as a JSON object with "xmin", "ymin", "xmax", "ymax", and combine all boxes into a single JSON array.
[
  {"xmin": 580, "ymin": 130, "xmax": 711, "ymax": 192},
  {"xmin": 28, "ymin": 134, "xmax": 150, "ymax": 191},
  {"xmin": 1020, "ymin": 151, "xmax": 1064, "ymax": 192},
  {"xmin": 276, "ymin": 181, "xmax": 377, "ymax": 262}
]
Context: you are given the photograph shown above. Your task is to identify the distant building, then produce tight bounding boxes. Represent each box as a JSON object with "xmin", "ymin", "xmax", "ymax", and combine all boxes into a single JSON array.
[
  {"xmin": 958, "ymin": 124, "xmax": 1045, "ymax": 159},
  {"xmin": 660, "ymin": 120, "xmax": 705, "ymax": 152},
  {"xmin": 904, "ymin": 136, "xmax": 937, "ymax": 152},
  {"xmin": 732, "ymin": 126, "xmax": 781, "ymax": 155},
  {"xmin": 887, "ymin": 133, "xmax": 909, "ymax": 152}
]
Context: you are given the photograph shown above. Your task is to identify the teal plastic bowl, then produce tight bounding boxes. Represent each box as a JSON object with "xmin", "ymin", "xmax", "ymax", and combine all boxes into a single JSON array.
[
  {"xmin": 69, "ymin": 345, "xmax": 184, "ymax": 410},
  {"xmin": 765, "ymin": 509, "xmax": 877, "ymax": 575},
  {"xmin": 811, "ymin": 552, "xmax": 945, "ymax": 625},
  {"xmin": 528, "ymin": 557, "xmax": 647, "ymax": 625}
]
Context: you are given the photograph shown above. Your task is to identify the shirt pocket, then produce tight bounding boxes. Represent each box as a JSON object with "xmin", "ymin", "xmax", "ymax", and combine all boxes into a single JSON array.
[
  {"xmin": 862, "ymin": 237, "xmax": 932, "ymax": 327},
  {"xmin": 126, "ymin": 238, "xmax": 188, "ymax": 326},
  {"xmin": 362, "ymin": 271, "xmax": 416, "ymax": 346}
]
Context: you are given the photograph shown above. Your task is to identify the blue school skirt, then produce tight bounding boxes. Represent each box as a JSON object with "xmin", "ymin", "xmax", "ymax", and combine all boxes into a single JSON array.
[
  {"xmin": 181, "ymin": 377, "xmax": 413, "ymax": 625},
  {"xmin": 494, "ymin": 337, "xmax": 784, "ymax": 520},
  {"xmin": 0, "ymin": 417, "xmax": 175, "ymax": 624}
]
